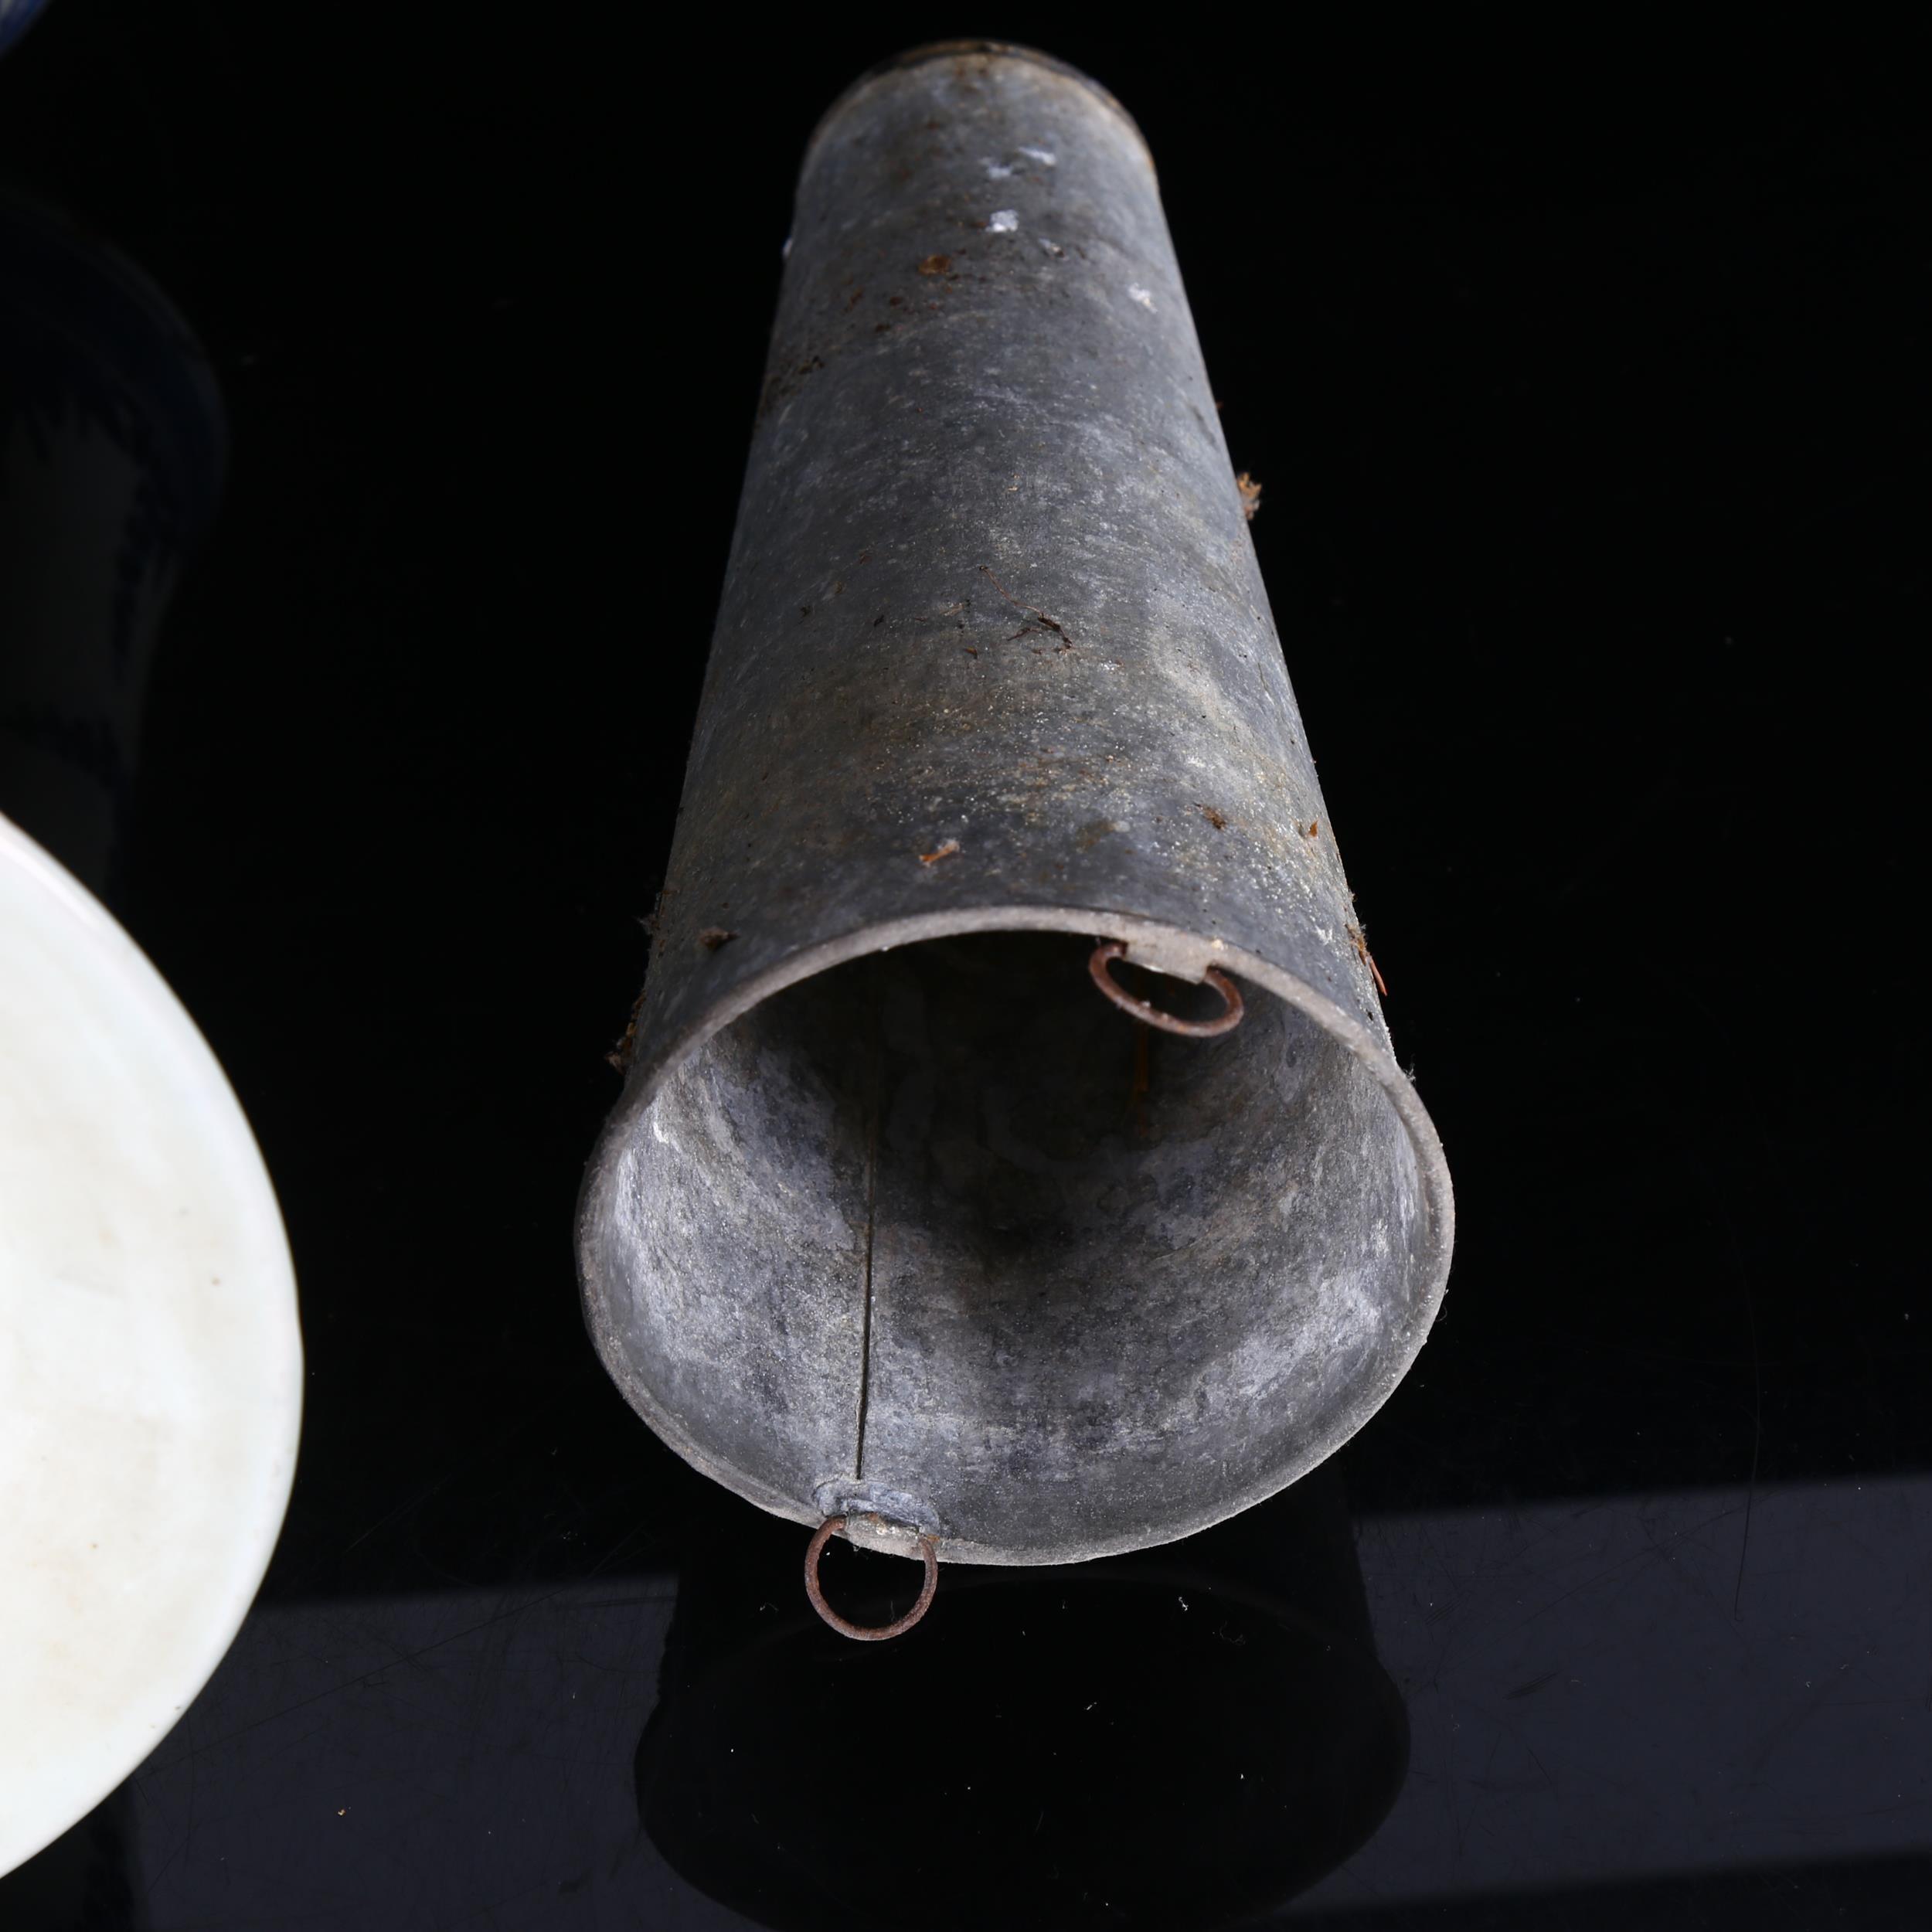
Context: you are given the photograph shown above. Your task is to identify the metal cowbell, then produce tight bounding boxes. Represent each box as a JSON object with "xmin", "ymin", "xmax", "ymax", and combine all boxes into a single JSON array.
[{"xmin": 578, "ymin": 43, "xmax": 1453, "ymax": 1624}]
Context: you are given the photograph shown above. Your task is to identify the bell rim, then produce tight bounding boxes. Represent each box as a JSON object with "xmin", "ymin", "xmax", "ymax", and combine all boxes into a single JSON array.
[{"xmin": 577, "ymin": 903, "xmax": 1454, "ymax": 1568}]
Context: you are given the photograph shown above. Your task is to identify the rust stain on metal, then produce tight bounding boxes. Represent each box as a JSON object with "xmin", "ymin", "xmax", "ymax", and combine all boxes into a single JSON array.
[
  {"xmin": 604, "ymin": 985, "xmax": 649, "ymax": 1073},
  {"xmin": 978, "ymin": 563, "xmax": 1073, "ymax": 645},
  {"xmin": 1346, "ymin": 923, "xmax": 1389, "ymax": 996}
]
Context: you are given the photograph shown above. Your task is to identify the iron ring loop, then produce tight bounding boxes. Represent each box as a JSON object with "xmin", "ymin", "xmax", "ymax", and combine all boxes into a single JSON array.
[
  {"xmin": 1088, "ymin": 940, "xmax": 1244, "ymax": 1038},
  {"xmin": 804, "ymin": 1515, "xmax": 940, "ymax": 1641}
]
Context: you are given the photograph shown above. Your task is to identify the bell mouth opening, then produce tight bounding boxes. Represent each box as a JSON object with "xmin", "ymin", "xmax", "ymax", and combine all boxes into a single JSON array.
[{"xmin": 580, "ymin": 925, "xmax": 1446, "ymax": 1564}]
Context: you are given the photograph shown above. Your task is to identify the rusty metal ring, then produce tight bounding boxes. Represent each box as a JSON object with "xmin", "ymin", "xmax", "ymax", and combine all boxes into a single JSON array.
[
  {"xmin": 1087, "ymin": 940, "xmax": 1244, "ymax": 1038},
  {"xmin": 804, "ymin": 1516, "xmax": 940, "ymax": 1641}
]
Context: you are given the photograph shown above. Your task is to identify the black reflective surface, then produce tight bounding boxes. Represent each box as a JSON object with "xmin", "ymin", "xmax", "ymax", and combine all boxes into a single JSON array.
[{"xmin": 1, "ymin": 11, "xmax": 1923, "ymax": 1928}]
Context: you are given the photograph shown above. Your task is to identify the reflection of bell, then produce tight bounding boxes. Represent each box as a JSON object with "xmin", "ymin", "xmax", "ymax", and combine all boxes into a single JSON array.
[
  {"xmin": 579, "ymin": 43, "xmax": 1452, "ymax": 1592},
  {"xmin": 0, "ymin": 188, "xmax": 226, "ymax": 898},
  {"xmin": 637, "ymin": 1465, "xmax": 1406, "ymax": 1931}
]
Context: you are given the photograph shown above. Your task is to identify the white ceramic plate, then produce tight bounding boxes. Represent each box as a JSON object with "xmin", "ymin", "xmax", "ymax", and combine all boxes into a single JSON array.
[{"xmin": 0, "ymin": 813, "xmax": 302, "ymax": 1874}]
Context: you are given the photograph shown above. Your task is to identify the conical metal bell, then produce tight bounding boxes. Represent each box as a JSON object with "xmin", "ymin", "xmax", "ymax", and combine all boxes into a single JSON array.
[{"xmin": 578, "ymin": 43, "xmax": 1453, "ymax": 1612}]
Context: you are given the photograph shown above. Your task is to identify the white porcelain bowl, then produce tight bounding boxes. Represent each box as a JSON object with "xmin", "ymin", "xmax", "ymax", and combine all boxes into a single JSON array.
[{"xmin": 0, "ymin": 813, "xmax": 302, "ymax": 1874}]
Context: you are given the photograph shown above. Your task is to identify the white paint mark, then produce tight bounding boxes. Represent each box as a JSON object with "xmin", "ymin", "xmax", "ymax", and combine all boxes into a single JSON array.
[
  {"xmin": 1129, "ymin": 284, "xmax": 1156, "ymax": 310},
  {"xmin": 988, "ymin": 209, "xmax": 1020, "ymax": 234},
  {"xmin": 1018, "ymin": 145, "xmax": 1057, "ymax": 166},
  {"xmin": 983, "ymin": 159, "xmax": 1016, "ymax": 179}
]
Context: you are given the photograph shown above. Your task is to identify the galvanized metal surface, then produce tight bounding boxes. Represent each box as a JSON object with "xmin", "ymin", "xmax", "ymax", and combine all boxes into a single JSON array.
[{"xmin": 579, "ymin": 42, "xmax": 1454, "ymax": 1565}]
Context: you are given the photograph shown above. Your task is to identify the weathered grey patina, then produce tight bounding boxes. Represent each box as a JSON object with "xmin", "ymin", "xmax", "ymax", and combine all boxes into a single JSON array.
[{"xmin": 578, "ymin": 43, "xmax": 1454, "ymax": 1565}]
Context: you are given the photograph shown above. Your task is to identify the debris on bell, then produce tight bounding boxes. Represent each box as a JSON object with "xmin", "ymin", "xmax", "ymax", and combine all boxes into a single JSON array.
[{"xmin": 577, "ymin": 41, "xmax": 1453, "ymax": 1636}]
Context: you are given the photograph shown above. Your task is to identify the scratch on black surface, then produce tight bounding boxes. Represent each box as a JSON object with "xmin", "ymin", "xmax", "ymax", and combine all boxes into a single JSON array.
[
  {"xmin": 443, "ymin": 1876, "xmax": 558, "ymax": 1927},
  {"xmin": 1732, "ymin": 1274, "xmax": 1763, "ymax": 1617},
  {"xmin": 339, "ymin": 1473, "xmax": 451, "ymax": 1558},
  {"xmin": 156, "ymin": 1526, "xmax": 647, "ymax": 1767},
  {"xmin": 1746, "ymin": 1658, "xmax": 1855, "ymax": 1774},
  {"xmin": 1505, "ymin": 1668, "xmax": 1558, "ymax": 1699},
  {"xmin": 1665, "ymin": 1033, "xmax": 1768, "ymax": 1621},
  {"xmin": 1505, "ymin": 1499, "xmax": 1747, "ymax": 1642}
]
